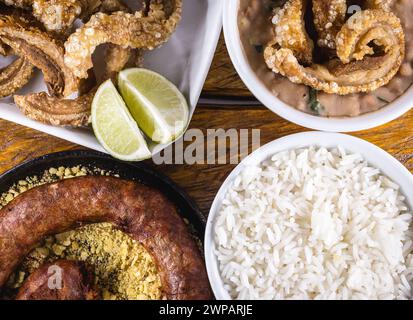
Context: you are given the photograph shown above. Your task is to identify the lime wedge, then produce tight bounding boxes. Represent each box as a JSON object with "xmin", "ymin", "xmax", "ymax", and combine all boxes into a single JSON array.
[
  {"xmin": 92, "ymin": 80, "xmax": 151, "ymax": 161},
  {"xmin": 118, "ymin": 68, "xmax": 189, "ymax": 144}
]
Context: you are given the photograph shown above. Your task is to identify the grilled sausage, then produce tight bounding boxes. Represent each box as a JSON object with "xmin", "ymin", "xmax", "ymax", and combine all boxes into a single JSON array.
[
  {"xmin": 16, "ymin": 260, "xmax": 99, "ymax": 300},
  {"xmin": 0, "ymin": 176, "xmax": 212, "ymax": 300}
]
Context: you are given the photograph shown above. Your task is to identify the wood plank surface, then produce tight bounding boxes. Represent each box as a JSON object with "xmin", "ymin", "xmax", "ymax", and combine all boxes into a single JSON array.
[
  {"xmin": 203, "ymin": 35, "xmax": 251, "ymax": 97},
  {"xmin": 0, "ymin": 36, "xmax": 412, "ymax": 216}
]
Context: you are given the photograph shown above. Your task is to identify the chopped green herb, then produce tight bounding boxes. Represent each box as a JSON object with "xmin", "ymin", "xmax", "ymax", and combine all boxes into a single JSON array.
[
  {"xmin": 309, "ymin": 88, "xmax": 323, "ymax": 114},
  {"xmin": 376, "ymin": 96, "xmax": 389, "ymax": 104},
  {"xmin": 254, "ymin": 45, "xmax": 264, "ymax": 54}
]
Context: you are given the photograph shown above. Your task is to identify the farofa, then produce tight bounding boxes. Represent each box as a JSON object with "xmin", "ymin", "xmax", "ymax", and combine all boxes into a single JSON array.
[{"xmin": 1, "ymin": 166, "xmax": 162, "ymax": 300}]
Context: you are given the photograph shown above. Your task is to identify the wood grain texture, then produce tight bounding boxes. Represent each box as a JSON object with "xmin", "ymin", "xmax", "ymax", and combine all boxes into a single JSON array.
[
  {"xmin": 203, "ymin": 36, "xmax": 251, "ymax": 97},
  {"xmin": 0, "ymin": 34, "xmax": 412, "ymax": 216}
]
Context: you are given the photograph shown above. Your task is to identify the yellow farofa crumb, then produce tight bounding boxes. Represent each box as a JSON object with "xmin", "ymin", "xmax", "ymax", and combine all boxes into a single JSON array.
[
  {"xmin": 34, "ymin": 223, "xmax": 162, "ymax": 300},
  {"xmin": 1, "ymin": 166, "xmax": 162, "ymax": 300}
]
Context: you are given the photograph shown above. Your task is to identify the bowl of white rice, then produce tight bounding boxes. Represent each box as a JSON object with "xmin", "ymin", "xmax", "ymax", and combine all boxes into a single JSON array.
[{"xmin": 205, "ymin": 132, "xmax": 413, "ymax": 300}]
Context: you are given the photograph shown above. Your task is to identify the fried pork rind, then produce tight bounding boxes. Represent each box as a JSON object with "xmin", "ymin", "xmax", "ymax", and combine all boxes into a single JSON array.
[
  {"xmin": 8, "ymin": 0, "xmax": 140, "ymax": 127},
  {"xmin": 32, "ymin": 0, "xmax": 101, "ymax": 33},
  {"xmin": 0, "ymin": 14, "xmax": 78, "ymax": 96},
  {"xmin": 14, "ymin": 90, "xmax": 92, "ymax": 126},
  {"xmin": 0, "ymin": 7, "xmax": 35, "ymax": 97},
  {"xmin": 365, "ymin": 0, "xmax": 394, "ymax": 11},
  {"xmin": 312, "ymin": 0, "xmax": 346, "ymax": 49},
  {"xmin": 272, "ymin": 0, "xmax": 313, "ymax": 65},
  {"xmin": 100, "ymin": 44, "xmax": 143, "ymax": 81},
  {"xmin": 0, "ymin": 55, "xmax": 33, "ymax": 98},
  {"xmin": 14, "ymin": 44, "xmax": 141, "ymax": 127},
  {"xmin": 0, "ymin": 0, "xmax": 175, "ymax": 127},
  {"xmin": 64, "ymin": 0, "xmax": 182, "ymax": 79},
  {"xmin": 336, "ymin": 9, "xmax": 404, "ymax": 64},
  {"xmin": 2, "ymin": 0, "xmax": 32, "ymax": 9},
  {"xmin": 32, "ymin": 0, "xmax": 130, "ymax": 33},
  {"xmin": 0, "ymin": 8, "xmax": 33, "ymax": 97},
  {"xmin": 3, "ymin": 0, "xmax": 127, "ymax": 34},
  {"xmin": 265, "ymin": 9, "xmax": 405, "ymax": 95}
]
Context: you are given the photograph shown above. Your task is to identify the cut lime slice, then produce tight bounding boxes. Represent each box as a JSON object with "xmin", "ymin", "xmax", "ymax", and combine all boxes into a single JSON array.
[
  {"xmin": 118, "ymin": 68, "xmax": 189, "ymax": 144},
  {"xmin": 92, "ymin": 80, "xmax": 151, "ymax": 161}
]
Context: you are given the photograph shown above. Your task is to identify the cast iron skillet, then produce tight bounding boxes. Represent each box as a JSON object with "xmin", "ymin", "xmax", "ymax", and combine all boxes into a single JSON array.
[{"xmin": 0, "ymin": 149, "xmax": 206, "ymax": 241}]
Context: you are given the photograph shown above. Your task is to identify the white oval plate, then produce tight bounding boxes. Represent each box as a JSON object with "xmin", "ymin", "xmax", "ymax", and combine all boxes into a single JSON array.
[
  {"xmin": 223, "ymin": 0, "xmax": 413, "ymax": 132},
  {"xmin": 205, "ymin": 131, "xmax": 413, "ymax": 299},
  {"xmin": 0, "ymin": 0, "xmax": 223, "ymax": 155}
]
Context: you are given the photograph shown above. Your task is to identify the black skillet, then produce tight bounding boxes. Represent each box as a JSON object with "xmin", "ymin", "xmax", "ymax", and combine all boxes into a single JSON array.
[{"xmin": 0, "ymin": 149, "xmax": 206, "ymax": 240}]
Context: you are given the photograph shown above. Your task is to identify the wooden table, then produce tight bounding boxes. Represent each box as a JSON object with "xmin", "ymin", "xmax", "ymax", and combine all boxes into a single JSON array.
[{"xmin": 0, "ymin": 36, "xmax": 412, "ymax": 216}]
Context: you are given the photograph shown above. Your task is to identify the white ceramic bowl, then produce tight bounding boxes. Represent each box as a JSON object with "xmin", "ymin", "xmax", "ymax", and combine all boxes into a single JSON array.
[
  {"xmin": 205, "ymin": 131, "xmax": 413, "ymax": 299},
  {"xmin": 223, "ymin": 0, "xmax": 413, "ymax": 132}
]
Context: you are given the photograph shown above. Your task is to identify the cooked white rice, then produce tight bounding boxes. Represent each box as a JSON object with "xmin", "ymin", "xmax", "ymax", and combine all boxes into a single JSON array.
[{"xmin": 214, "ymin": 146, "xmax": 413, "ymax": 300}]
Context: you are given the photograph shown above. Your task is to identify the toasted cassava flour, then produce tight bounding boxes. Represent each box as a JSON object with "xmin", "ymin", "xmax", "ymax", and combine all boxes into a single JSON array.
[
  {"xmin": 214, "ymin": 147, "xmax": 413, "ymax": 300},
  {"xmin": 1, "ymin": 166, "xmax": 162, "ymax": 300}
]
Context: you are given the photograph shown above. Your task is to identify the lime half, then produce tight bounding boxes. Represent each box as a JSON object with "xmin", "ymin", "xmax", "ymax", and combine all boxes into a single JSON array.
[
  {"xmin": 92, "ymin": 80, "xmax": 151, "ymax": 161},
  {"xmin": 118, "ymin": 68, "xmax": 189, "ymax": 144}
]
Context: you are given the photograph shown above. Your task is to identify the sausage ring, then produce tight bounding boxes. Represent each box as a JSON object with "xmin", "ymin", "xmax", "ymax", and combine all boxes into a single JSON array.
[{"xmin": 0, "ymin": 176, "xmax": 212, "ymax": 300}]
